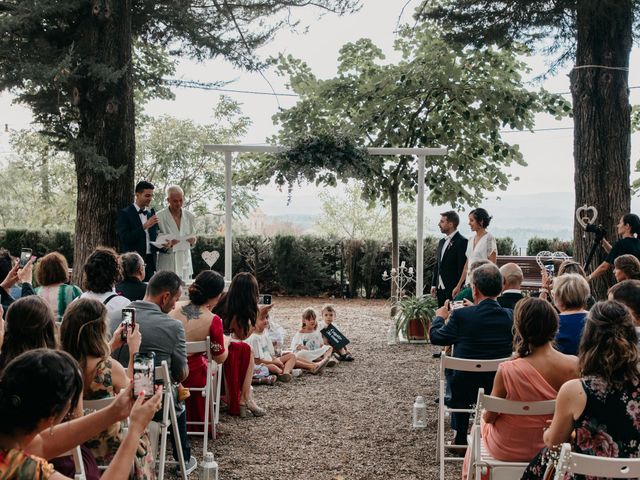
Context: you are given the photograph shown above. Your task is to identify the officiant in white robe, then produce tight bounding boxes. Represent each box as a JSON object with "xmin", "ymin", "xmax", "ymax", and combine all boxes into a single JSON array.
[{"xmin": 156, "ymin": 185, "xmax": 197, "ymax": 280}]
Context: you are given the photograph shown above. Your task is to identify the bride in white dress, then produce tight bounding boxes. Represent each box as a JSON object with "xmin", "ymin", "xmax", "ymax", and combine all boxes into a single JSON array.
[{"xmin": 452, "ymin": 208, "xmax": 497, "ymax": 298}]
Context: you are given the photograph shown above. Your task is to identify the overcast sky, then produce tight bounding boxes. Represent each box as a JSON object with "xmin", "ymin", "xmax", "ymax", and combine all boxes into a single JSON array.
[{"xmin": 2, "ymin": 1, "xmax": 640, "ymax": 217}]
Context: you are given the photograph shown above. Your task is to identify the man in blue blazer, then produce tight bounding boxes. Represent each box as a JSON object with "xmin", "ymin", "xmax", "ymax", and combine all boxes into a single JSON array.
[
  {"xmin": 430, "ymin": 263, "xmax": 514, "ymax": 447},
  {"xmin": 116, "ymin": 180, "xmax": 160, "ymax": 281}
]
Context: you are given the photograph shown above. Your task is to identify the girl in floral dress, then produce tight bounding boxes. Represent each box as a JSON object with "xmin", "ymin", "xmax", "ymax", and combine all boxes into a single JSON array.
[
  {"xmin": 521, "ymin": 300, "xmax": 640, "ymax": 479},
  {"xmin": 60, "ymin": 299, "xmax": 156, "ymax": 479}
]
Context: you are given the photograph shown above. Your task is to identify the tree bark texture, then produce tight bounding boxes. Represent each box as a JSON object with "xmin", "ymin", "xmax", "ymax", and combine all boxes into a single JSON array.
[
  {"xmin": 571, "ymin": 0, "xmax": 632, "ymax": 299},
  {"xmin": 72, "ymin": 0, "xmax": 135, "ymax": 283}
]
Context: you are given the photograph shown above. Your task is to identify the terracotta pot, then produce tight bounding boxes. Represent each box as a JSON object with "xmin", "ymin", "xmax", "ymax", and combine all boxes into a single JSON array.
[{"xmin": 407, "ymin": 318, "xmax": 430, "ymax": 340}]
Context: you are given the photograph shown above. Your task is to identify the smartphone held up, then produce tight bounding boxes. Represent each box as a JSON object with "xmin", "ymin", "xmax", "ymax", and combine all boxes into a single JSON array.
[
  {"xmin": 120, "ymin": 308, "xmax": 136, "ymax": 341},
  {"xmin": 133, "ymin": 352, "xmax": 155, "ymax": 399},
  {"xmin": 19, "ymin": 248, "xmax": 32, "ymax": 268}
]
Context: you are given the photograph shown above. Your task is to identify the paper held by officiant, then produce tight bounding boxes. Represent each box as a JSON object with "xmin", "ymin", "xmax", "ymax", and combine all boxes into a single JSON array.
[{"xmin": 151, "ymin": 233, "xmax": 196, "ymax": 251}]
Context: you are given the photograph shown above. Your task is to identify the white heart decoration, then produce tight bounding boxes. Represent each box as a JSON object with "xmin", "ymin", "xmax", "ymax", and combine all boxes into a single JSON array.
[
  {"xmin": 535, "ymin": 251, "xmax": 553, "ymax": 269},
  {"xmin": 575, "ymin": 204, "xmax": 598, "ymax": 229},
  {"xmin": 201, "ymin": 250, "xmax": 220, "ymax": 268}
]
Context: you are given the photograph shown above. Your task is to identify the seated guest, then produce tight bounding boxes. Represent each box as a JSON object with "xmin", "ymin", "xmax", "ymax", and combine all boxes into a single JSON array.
[
  {"xmin": 0, "ymin": 296, "xmax": 56, "ymax": 371},
  {"xmin": 608, "ymin": 280, "xmax": 640, "ymax": 341},
  {"xmin": 213, "ymin": 272, "xmax": 267, "ymax": 418},
  {"xmin": 109, "ymin": 270, "xmax": 196, "ymax": 474},
  {"xmin": 522, "ymin": 301, "xmax": 640, "ymax": 479},
  {"xmin": 613, "ymin": 253, "xmax": 640, "ymax": 282},
  {"xmin": 0, "ymin": 249, "xmax": 21, "ymax": 299},
  {"xmin": 453, "ymin": 259, "xmax": 491, "ymax": 303},
  {"xmin": 551, "ymin": 273, "xmax": 590, "ymax": 355},
  {"xmin": 461, "ymin": 298, "xmax": 578, "ymax": 479},
  {"xmin": 540, "ymin": 260, "xmax": 596, "ymax": 310},
  {"xmin": 80, "ymin": 247, "xmax": 130, "ymax": 325},
  {"xmin": 35, "ymin": 252, "xmax": 82, "ymax": 321},
  {"xmin": 0, "ymin": 349, "xmax": 162, "ymax": 480},
  {"xmin": 115, "ymin": 252, "xmax": 148, "ymax": 301},
  {"xmin": 60, "ymin": 299, "xmax": 154, "ymax": 479},
  {"xmin": 497, "ymin": 263, "xmax": 524, "ymax": 309},
  {"xmin": 430, "ymin": 263, "xmax": 514, "ymax": 447},
  {"xmin": 169, "ymin": 270, "xmax": 228, "ymax": 431},
  {"xmin": 0, "ymin": 254, "xmax": 35, "ymax": 315}
]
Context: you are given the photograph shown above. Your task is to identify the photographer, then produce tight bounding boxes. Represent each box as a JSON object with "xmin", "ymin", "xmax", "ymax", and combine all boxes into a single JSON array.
[{"xmin": 588, "ymin": 214, "xmax": 640, "ymax": 281}]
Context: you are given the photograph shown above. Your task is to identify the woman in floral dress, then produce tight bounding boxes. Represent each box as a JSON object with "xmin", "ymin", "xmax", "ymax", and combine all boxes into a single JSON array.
[
  {"xmin": 521, "ymin": 300, "xmax": 640, "ymax": 479},
  {"xmin": 60, "ymin": 298, "xmax": 156, "ymax": 479}
]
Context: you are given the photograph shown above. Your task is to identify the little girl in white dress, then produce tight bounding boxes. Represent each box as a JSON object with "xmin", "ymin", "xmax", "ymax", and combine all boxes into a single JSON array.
[{"xmin": 290, "ymin": 308, "xmax": 336, "ymax": 372}]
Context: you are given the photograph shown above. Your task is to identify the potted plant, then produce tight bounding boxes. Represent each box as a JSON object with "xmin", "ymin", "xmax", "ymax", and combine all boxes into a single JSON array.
[{"xmin": 395, "ymin": 295, "xmax": 438, "ymax": 341}]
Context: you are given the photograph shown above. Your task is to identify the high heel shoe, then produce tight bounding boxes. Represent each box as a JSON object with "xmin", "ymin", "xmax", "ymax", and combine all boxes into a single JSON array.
[{"xmin": 239, "ymin": 403, "xmax": 267, "ymax": 418}]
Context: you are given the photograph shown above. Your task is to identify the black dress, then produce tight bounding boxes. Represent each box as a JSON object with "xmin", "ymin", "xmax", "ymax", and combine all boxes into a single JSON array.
[{"xmin": 606, "ymin": 237, "xmax": 640, "ymax": 264}]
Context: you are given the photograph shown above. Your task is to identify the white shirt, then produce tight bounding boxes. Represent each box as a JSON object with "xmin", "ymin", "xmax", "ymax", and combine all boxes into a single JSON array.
[
  {"xmin": 79, "ymin": 290, "xmax": 131, "ymax": 325},
  {"xmin": 466, "ymin": 232, "xmax": 497, "ymax": 265},
  {"xmin": 134, "ymin": 202, "xmax": 151, "ymax": 254},
  {"xmin": 438, "ymin": 230, "xmax": 458, "ymax": 289},
  {"xmin": 245, "ymin": 331, "xmax": 274, "ymax": 362}
]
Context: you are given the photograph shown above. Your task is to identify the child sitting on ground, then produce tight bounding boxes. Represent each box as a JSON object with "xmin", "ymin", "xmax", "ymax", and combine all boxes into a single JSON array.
[
  {"xmin": 321, "ymin": 304, "xmax": 354, "ymax": 361},
  {"xmin": 290, "ymin": 308, "xmax": 336, "ymax": 374},
  {"xmin": 245, "ymin": 307, "xmax": 297, "ymax": 383}
]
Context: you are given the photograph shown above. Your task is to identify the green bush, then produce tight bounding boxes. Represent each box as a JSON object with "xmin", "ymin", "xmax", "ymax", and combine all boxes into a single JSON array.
[
  {"xmin": 2, "ymin": 228, "xmax": 75, "ymax": 265},
  {"xmin": 527, "ymin": 237, "xmax": 574, "ymax": 256},
  {"xmin": 496, "ymin": 236, "xmax": 519, "ymax": 256}
]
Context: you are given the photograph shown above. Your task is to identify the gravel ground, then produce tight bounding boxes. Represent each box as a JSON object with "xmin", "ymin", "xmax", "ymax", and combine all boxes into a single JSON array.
[{"xmin": 171, "ymin": 297, "xmax": 462, "ymax": 480}]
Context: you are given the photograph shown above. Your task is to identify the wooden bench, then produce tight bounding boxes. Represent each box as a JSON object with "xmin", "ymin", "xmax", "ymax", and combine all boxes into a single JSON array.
[{"xmin": 496, "ymin": 255, "xmax": 570, "ymax": 291}]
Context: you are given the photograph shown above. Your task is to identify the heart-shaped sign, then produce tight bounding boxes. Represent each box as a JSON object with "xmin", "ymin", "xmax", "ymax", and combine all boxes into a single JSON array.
[
  {"xmin": 535, "ymin": 251, "xmax": 553, "ymax": 269},
  {"xmin": 201, "ymin": 250, "xmax": 220, "ymax": 268},
  {"xmin": 575, "ymin": 204, "xmax": 598, "ymax": 229}
]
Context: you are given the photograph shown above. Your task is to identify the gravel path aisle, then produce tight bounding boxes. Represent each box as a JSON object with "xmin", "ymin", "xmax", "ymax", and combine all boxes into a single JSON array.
[{"xmin": 175, "ymin": 297, "xmax": 461, "ymax": 480}]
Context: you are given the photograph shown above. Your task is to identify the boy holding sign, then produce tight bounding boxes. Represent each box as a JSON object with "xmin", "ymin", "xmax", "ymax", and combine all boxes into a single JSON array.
[{"xmin": 321, "ymin": 304, "xmax": 354, "ymax": 362}]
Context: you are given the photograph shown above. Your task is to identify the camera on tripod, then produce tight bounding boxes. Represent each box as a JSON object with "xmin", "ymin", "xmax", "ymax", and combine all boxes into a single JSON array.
[{"xmin": 585, "ymin": 222, "xmax": 606, "ymax": 241}]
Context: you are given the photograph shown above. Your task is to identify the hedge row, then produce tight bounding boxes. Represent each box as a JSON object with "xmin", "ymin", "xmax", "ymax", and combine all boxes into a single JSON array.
[{"xmin": 0, "ymin": 229, "xmax": 533, "ymax": 298}]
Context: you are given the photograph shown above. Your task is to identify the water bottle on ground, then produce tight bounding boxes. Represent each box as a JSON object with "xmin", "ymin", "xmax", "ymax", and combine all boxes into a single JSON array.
[{"xmin": 413, "ymin": 396, "xmax": 427, "ymax": 428}]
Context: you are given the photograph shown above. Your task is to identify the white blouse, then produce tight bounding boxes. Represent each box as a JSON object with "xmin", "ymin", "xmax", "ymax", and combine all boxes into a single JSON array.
[{"xmin": 466, "ymin": 232, "xmax": 497, "ymax": 265}]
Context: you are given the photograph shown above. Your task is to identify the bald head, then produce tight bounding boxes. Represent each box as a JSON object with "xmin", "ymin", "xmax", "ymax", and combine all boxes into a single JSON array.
[{"xmin": 500, "ymin": 263, "xmax": 523, "ymax": 290}]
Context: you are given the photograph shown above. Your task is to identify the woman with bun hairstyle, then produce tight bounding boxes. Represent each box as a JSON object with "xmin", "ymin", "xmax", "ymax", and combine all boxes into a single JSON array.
[
  {"xmin": 452, "ymin": 208, "xmax": 498, "ymax": 298},
  {"xmin": 170, "ymin": 270, "xmax": 228, "ymax": 427},
  {"xmin": 589, "ymin": 213, "xmax": 640, "ymax": 281},
  {"xmin": 0, "ymin": 349, "xmax": 162, "ymax": 480}
]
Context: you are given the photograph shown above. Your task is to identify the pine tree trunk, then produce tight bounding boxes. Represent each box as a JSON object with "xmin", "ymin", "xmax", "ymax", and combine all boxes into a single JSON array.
[
  {"xmin": 71, "ymin": 0, "xmax": 135, "ymax": 284},
  {"xmin": 571, "ymin": 0, "xmax": 632, "ymax": 299}
]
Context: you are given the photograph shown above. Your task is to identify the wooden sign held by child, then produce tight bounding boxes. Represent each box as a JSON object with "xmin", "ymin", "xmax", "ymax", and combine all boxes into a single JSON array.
[{"xmin": 321, "ymin": 323, "xmax": 350, "ymax": 350}]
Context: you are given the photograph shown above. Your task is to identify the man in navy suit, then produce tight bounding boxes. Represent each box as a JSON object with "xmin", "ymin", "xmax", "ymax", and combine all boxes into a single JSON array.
[
  {"xmin": 430, "ymin": 263, "xmax": 514, "ymax": 447},
  {"xmin": 431, "ymin": 211, "xmax": 468, "ymax": 307},
  {"xmin": 116, "ymin": 180, "xmax": 160, "ymax": 281}
]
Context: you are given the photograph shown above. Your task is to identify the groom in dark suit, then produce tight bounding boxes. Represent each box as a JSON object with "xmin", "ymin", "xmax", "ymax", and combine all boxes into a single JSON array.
[
  {"xmin": 116, "ymin": 180, "xmax": 160, "ymax": 281},
  {"xmin": 430, "ymin": 263, "xmax": 514, "ymax": 447},
  {"xmin": 431, "ymin": 211, "xmax": 468, "ymax": 307}
]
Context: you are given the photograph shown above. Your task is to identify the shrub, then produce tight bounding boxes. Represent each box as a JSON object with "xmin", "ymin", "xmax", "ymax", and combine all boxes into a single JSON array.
[{"xmin": 496, "ymin": 237, "xmax": 519, "ymax": 256}]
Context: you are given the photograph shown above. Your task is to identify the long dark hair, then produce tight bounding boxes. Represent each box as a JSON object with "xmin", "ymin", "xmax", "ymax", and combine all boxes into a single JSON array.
[
  {"xmin": 579, "ymin": 301, "xmax": 640, "ymax": 388},
  {"xmin": 0, "ymin": 296, "xmax": 57, "ymax": 371},
  {"xmin": 213, "ymin": 272, "xmax": 258, "ymax": 339},
  {"xmin": 60, "ymin": 299, "xmax": 110, "ymax": 368},
  {"xmin": 622, "ymin": 213, "xmax": 640, "ymax": 236},
  {"xmin": 0, "ymin": 349, "xmax": 82, "ymax": 435}
]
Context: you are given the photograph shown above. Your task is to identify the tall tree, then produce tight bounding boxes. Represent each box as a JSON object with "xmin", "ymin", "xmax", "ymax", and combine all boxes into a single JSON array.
[
  {"xmin": 0, "ymin": 0, "xmax": 359, "ymax": 281},
  {"xmin": 253, "ymin": 27, "xmax": 568, "ymax": 295},
  {"xmin": 418, "ymin": 0, "xmax": 633, "ymax": 297}
]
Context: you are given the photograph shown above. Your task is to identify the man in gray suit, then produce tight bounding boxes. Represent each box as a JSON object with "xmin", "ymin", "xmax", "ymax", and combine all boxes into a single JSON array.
[{"xmin": 110, "ymin": 270, "xmax": 196, "ymax": 474}]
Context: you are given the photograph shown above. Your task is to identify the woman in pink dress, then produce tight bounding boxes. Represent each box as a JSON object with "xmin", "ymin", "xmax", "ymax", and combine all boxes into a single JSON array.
[
  {"xmin": 170, "ymin": 270, "xmax": 227, "ymax": 429},
  {"xmin": 462, "ymin": 297, "xmax": 579, "ymax": 479}
]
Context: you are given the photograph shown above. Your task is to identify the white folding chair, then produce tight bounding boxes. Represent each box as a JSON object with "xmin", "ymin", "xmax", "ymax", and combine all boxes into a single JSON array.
[
  {"xmin": 154, "ymin": 360, "xmax": 188, "ymax": 480},
  {"xmin": 553, "ymin": 442, "xmax": 640, "ymax": 479},
  {"xmin": 437, "ymin": 355, "xmax": 510, "ymax": 480},
  {"xmin": 71, "ymin": 446, "xmax": 86, "ymax": 480},
  {"xmin": 185, "ymin": 336, "xmax": 223, "ymax": 456},
  {"xmin": 466, "ymin": 388, "xmax": 556, "ymax": 480}
]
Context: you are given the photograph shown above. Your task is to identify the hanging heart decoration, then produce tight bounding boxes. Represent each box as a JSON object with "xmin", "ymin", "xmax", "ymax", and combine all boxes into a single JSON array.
[
  {"xmin": 201, "ymin": 250, "xmax": 220, "ymax": 269},
  {"xmin": 575, "ymin": 204, "xmax": 598, "ymax": 229}
]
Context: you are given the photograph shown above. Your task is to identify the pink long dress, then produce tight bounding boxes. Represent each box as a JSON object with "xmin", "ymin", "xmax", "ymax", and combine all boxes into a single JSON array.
[{"xmin": 462, "ymin": 358, "xmax": 558, "ymax": 480}]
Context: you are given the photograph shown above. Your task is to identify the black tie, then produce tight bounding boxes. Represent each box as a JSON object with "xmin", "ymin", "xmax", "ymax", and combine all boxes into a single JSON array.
[{"xmin": 138, "ymin": 209, "xmax": 146, "ymax": 215}]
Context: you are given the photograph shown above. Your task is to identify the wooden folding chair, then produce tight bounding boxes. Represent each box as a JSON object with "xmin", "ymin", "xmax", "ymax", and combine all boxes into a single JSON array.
[
  {"xmin": 553, "ymin": 442, "xmax": 640, "ymax": 479},
  {"xmin": 466, "ymin": 388, "xmax": 556, "ymax": 480},
  {"xmin": 437, "ymin": 355, "xmax": 510, "ymax": 480},
  {"xmin": 154, "ymin": 360, "xmax": 188, "ymax": 480},
  {"xmin": 185, "ymin": 336, "xmax": 222, "ymax": 456}
]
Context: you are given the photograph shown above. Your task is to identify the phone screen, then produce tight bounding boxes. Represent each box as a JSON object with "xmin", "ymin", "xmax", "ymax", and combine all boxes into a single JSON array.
[
  {"xmin": 544, "ymin": 264, "xmax": 555, "ymax": 278},
  {"xmin": 133, "ymin": 352, "xmax": 155, "ymax": 399},
  {"xmin": 120, "ymin": 308, "xmax": 135, "ymax": 341},
  {"xmin": 19, "ymin": 249, "xmax": 32, "ymax": 268},
  {"xmin": 258, "ymin": 294, "xmax": 272, "ymax": 305}
]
